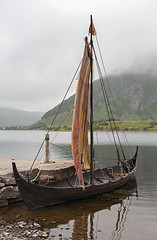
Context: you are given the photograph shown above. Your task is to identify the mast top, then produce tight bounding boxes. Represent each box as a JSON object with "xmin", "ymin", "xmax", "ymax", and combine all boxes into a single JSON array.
[{"xmin": 89, "ymin": 16, "xmax": 96, "ymax": 37}]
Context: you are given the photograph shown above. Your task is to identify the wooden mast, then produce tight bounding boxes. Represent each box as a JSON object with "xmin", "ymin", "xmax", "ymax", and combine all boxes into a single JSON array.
[
  {"xmin": 45, "ymin": 133, "xmax": 50, "ymax": 163},
  {"xmin": 90, "ymin": 15, "xmax": 94, "ymax": 185}
]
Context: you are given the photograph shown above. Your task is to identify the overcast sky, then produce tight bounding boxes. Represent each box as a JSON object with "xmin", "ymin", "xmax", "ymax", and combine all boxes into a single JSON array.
[{"xmin": 0, "ymin": 0, "xmax": 157, "ymax": 112}]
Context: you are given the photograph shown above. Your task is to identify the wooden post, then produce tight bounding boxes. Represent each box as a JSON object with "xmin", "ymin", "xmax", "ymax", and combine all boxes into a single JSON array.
[{"xmin": 45, "ymin": 133, "xmax": 50, "ymax": 163}]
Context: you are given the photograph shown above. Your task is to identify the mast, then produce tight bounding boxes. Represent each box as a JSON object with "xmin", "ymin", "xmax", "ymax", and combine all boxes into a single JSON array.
[
  {"xmin": 45, "ymin": 133, "xmax": 50, "ymax": 163},
  {"xmin": 90, "ymin": 15, "xmax": 94, "ymax": 185}
]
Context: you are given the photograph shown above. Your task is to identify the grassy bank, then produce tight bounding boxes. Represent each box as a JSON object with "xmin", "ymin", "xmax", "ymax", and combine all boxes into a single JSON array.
[
  {"xmin": 92, "ymin": 120, "xmax": 157, "ymax": 132},
  {"xmin": 2, "ymin": 120, "xmax": 157, "ymax": 132}
]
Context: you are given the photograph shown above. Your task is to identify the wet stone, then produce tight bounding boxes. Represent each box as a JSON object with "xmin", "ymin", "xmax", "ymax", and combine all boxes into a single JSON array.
[
  {"xmin": 0, "ymin": 199, "xmax": 8, "ymax": 207},
  {"xmin": 44, "ymin": 228, "xmax": 50, "ymax": 234},
  {"xmin": 32, "ymin": 233, "xmax": 39, "ymax": 238},
  {"xmin": 51, "ymin": 221, "xmax": 56, "ymax": 224},
  {"xmin": 34, "ymin": 222, "xmax": 41, "ymax": 228},
  {"xmin": 0, "ymin": 182, "xmax": 5, "ymax": 187},
  {"xmin": 4, "ymin": 177, "xmax": 16, "ymax": 186},
  {"xmin": 0, "ymin": 221, "xmax": 50, "ymax": 240},
  {"xmin": 0, "ymin": 186, "xmax": 20, "ymax": 199},
  {"xmin": 41, "ymin": 231, "xmax": 48, "ymax": 238},
  {"xmin": 0, "ymin": 218, "xmax": 6, "ymax": 225}
]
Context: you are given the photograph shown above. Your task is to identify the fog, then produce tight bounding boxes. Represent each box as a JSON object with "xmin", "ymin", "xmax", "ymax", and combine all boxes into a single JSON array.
[{"xmin": 0, "ymin": 0, "xmax": 157, "ymax": 112}]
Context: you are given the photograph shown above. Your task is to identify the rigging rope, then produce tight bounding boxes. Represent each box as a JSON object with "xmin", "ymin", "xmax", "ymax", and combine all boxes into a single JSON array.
[
  {"xmin": 95, "ymin": 35, "xmax": 132, "ymax": 158},
  {"xmin": 49, "ymin": 142, "xmax": 72, "ymax": 152},
  {"xmin": 93, "ymin": 46, "xmax": 125, "ymax": 162},
  {"xmin": 47, "ymin": 60, "xmax": 82, "ymax": 132},
  {"xmin": 93, "ymin": 84, "xmax": 114, "ymax": 146},
  {"xmin": 28, "ymin": 60, "xmax": 82, "ymax": 174},
  {"xmin": 50, "ymin": 109, "xmax": 73, "ymax": 143}
]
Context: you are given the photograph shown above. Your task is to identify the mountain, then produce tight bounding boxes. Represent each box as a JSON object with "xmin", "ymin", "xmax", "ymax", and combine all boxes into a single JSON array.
[
  {"xmin": 0, "ymin": 108, "xmax": 44, "ymax": 127},
  {"xmin": 32, "ymin": 71, "xmax": 157, "ymax": 129}
]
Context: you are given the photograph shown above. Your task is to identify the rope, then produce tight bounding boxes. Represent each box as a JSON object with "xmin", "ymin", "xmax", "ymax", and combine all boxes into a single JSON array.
[
  {"xmin": 93, "ymin": 46, "xmax": 125, "ymax": 162},
  {"xmin": 29, "ymin": 139, "xmax": 45, "ymax": 175},
  {"xmin": 29, "ymin": 102, "xmax": 74, "ymax": 180},
  {"xmin": 49, "ymin": 142, "xmax": 72, "ymax": 160},
  {"xmin": 93, "ymin": 85, "xmax": 114, "ymax": 147},
  {"xmin": 51, "ymin": 109, "xmax": 73, "ymax": 143},
  {"xmin": 95, "ymin": 35, "xmax": 132, "ymax": 158},
  {"xmin": 28, "ymin": 60, "xmax": 82, "ymax": 175},
  {"xmin": 30, "ymin": 156, "xmax": 44, "ymax": 182},
  {"xmin": 47, "ymin": 60, "xmax": 82, "ymax": 132}
]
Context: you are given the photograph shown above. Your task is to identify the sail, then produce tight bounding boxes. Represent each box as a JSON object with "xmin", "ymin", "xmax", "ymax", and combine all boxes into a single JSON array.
[{"xmin": 72, "ymin": 37, "xmax": 91, "ymax": 184}]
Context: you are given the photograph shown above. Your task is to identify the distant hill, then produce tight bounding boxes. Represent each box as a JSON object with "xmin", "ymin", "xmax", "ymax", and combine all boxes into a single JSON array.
[
  {"xmin": 31, "ymin": 71, "xmax": 157, "ymax": 129},
  {"xmin": 0, "ymin": 108, "xmax": 44, "ymax": 127}
]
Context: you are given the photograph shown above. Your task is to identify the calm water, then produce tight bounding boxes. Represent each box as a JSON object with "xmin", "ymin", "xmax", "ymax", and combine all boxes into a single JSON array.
[{"xmin": 0, "ymin": 130, "xmax": 157, "ymax": 239}]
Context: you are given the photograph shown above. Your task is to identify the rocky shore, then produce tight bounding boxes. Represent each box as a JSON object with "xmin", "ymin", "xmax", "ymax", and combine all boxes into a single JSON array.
[
  {"xmin": 0, "ymin": 158, "xmax": 75, "ymax": 208},
  {"xmin": 0, "ymin": 219, "xmax": 52, "ymax": 239}
]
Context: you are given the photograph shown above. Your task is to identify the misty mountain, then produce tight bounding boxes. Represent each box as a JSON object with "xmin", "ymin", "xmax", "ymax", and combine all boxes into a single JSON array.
[
  {"xmin": 31, "ymin": 71, "xmax": 157, "ymax": 129},
  {"xmin": 0, "ymin": 108, "xmax": 44, "ymax": 127}
]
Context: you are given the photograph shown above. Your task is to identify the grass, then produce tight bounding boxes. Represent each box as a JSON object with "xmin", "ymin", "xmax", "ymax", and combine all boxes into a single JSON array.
[
  {"xmin": 3, "ymin": 120, "xmax": 157, "ymax": 132},
  {"xmin": 92, "ymin": 120, "xmax": 157, "ymax": 132}
]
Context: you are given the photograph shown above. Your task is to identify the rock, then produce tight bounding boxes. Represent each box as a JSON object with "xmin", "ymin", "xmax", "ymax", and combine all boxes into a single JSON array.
[
  {"xmin": 41, "ymin": 231, "xmax": 48, "ymax": 238},
  {"xmin": 19, "ymin": 221, "xmax": 27, "ymax": 228},
  {"xmin": 38, "ymin": 230, "xmax": 48, "ymax": 238},
  {"xmin": 44, "ymin": 228, "xmax": 50, "ymax": 234},
  {"xmin": 0, "ymin": 182, "xmax": 5, "ymax": 188},
  {"xmin": 0, "ymin": 218, "xmax": 6, "ymax": 225},
  {"xmin": 4, "ymin": 177, "xmax": 16, "ymax": 186},
  {"xmin": 33, "ymin": 222, "xmax": 41, "ymax": 228},
  {"xmin": 8, "ymin": 197, "xmax": 22, "ymax": 204},
  {"xmin": 51, "ymin": 221, "xmax": 56, "ymax": 224},
  {"xmin": 0, "ymin": 199, "xmax": 8, "ymax": 207},
  {"xmin": 0, "ymin": 186, "xmax": 20, "ymax": 200},
  {"xmin": 32, "ymin": 232, "xmax": 39, "ymax": 238},
  {"xmin": 6, "ymin": 225, "xmax": 13, "ymax": 229},
  {"xmin": 25, "ymin": 230, "xmax": 31, "ymax": 236},
  {"xmin": 3, "ymin": 232, "xmax": 12, "ymax": 237}
]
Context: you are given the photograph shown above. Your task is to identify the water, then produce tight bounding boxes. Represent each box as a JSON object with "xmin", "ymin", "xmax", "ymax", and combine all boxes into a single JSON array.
[{"xmin": 0, "ymin": 130, "xmax": 157, "ymax": 239}]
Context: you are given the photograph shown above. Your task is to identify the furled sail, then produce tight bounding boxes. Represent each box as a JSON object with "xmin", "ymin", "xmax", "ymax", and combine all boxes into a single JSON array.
[{"xmin": 72, "ymin": 37, "xmax": 91, "ymax": 184}]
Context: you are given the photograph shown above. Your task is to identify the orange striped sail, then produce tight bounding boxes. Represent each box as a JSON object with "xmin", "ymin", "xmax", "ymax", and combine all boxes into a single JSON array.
[{"xmin": 72, "ymin": 37, "xmax": 91, "ymax": 184}]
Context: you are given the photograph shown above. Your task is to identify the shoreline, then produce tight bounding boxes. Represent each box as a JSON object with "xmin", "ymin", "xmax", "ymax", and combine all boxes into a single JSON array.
[
  {"xmin": 2, "ymin": 119, "xmax": 157, "ymax": 132},
  {"xmin": 0, "ymin": 129, "xmax": 157, "ymax": 133},
  {"xmin": 0, "ymin": 158, "xmax": 75, "ymax": 208}
]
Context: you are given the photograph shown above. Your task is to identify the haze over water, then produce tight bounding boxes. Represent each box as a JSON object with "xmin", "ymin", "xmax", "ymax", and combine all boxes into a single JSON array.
[{"xmin": 0, "ymin": 130, "xmax": 157, "ymax": 239}]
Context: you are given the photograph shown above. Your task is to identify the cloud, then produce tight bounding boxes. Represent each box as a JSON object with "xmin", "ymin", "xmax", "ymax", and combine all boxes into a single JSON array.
[{"xmin": 0, "ymin": 0, "xmax": 157, "ymax": 111}]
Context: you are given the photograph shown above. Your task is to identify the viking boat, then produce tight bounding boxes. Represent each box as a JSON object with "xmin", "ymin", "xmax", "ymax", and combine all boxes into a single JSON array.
[{"xmin": 12, "ymin": 16, "xmax": 138, "ymax": 210}]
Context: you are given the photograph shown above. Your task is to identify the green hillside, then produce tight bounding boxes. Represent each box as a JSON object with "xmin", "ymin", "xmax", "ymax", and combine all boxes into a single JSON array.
[{"xmin": 31, "ymin": 71, "xmax": 157, "ymax": 130}]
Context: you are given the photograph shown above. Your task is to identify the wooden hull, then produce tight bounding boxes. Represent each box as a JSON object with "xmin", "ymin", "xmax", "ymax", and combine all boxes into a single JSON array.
[{"xmin": 12, "ymin": 153, "xmax": 137, "ymax": 210}]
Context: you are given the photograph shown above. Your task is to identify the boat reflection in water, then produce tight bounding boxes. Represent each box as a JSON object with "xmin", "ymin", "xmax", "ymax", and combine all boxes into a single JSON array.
[
  {"xmin": 67, "ymin": 178, "xmax": 138, "ymax": 240},
  {"xmin": 0, "ymin": 179, "xmax": 137, "ymax": 239}
]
